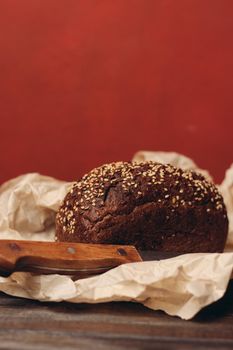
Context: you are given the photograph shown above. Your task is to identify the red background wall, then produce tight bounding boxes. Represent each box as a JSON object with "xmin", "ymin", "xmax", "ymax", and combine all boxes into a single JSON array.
[{"xmin": 0, "ymin": 0, "xmax": 232, "ymax": 184}]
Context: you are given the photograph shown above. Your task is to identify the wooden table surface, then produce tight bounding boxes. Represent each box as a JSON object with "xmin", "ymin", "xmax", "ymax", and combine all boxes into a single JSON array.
[{"xmin": 0, "ymin": 281, "xmax": 232, "ymax": 350}]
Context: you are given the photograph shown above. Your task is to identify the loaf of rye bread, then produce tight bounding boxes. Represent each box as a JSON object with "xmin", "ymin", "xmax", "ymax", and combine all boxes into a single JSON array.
[{"xmin": 55, "ymin": 161, "xmax": 228, "ymax": 252}]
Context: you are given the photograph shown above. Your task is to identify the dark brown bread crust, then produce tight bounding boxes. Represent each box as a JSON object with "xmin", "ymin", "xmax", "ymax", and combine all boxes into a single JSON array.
[{"xmin": 55, "ymin": 161, "xmax": 228, "ymax": 252}]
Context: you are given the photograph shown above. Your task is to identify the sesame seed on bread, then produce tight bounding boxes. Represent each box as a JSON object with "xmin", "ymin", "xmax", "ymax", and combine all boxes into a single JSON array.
[{"xmin": 55, "ymin": 161, "xmax": 228, "ymax": 252}]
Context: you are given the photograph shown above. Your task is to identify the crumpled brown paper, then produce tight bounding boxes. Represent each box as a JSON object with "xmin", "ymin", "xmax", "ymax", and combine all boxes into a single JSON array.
[
  {"xmin": 0, "ymin": 151, "xmax": 232, "ymax": 320},
  {"xmin": 0, "ymin": 173, "xmax": 72, "ymax": 241}
]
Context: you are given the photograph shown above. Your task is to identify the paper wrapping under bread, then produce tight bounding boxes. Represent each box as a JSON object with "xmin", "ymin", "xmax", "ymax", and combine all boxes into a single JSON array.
[{"xmin": 0, "ymin": 151, "xmax": 232, "ymax": 320}]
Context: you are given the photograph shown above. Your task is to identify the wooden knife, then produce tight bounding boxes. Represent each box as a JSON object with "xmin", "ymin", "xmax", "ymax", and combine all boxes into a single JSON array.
[{"xmin": 0, "ymin": 240, "xmax": 143, "ymax": 277}]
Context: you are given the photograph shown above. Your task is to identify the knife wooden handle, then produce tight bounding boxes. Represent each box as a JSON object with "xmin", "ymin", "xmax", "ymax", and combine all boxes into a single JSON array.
[{"xmin": 0, "ymin": 240, "xmax": 142, "ymax": 275}]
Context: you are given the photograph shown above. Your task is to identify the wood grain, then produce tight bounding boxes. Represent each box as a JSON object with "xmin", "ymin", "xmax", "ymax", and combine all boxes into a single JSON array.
[
  {"xmin": 0, "ymin": 281, "xmax": 232, "ymax": 350},
  {"xmin": 0, "ymin": 240, "xmax": 142, "ymax": 276}
]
